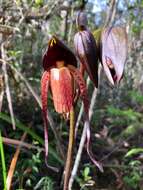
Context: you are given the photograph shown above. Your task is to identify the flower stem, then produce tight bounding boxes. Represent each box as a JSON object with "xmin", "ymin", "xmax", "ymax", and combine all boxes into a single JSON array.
[{"xmin": 64, "ymin": 107, "xmax": 75, "ymax": 190}]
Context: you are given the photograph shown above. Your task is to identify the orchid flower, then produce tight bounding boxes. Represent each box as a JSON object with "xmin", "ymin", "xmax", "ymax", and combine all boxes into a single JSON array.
[
  {"xmin": 101, "ymin": 26, "xmax": 128, "ymax": 85},
  {"xmin": 74, "ymin": 11, "xmax": 99, "ymax": 88},
  {"xmin": 41, "ymin": 36, "xmax": 102, "ymax": 189}
]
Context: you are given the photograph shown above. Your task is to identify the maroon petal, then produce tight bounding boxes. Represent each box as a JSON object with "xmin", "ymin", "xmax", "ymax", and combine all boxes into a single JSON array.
[
  {"xmin": 74, "ymin": 30, "xmax": 99, "ymax": 87},
  {"xmin": 101, "ymin": 27, "xmax": 128, "ymax": 85},
  {"xmin": 41, "ymin": 71, "xmax": 50, "ymax": 157},
  {"xmin": 86, "ymin": 120, "xmax": 104, "ymax": 172},
  {"xmin": 43, "ymin": 36, "xmax": 77, "ymax": 70}
]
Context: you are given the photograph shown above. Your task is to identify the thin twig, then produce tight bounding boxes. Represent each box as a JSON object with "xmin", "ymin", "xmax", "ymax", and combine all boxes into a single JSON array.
[
  {"xmin": 2, "ymin": 136, "xmax": 44, "ymax": 151},
  {"xmin": 68, "ymin": 120, "xmax": 88, "ymax": 190},
  {"xmin": 0, "ymin": 24, "xmax": 19, "ymax": 35},
  {"xmin": 68, "ymin": 4, "xmax": 74, "ymax": 44},
  {"xmin": 6, "ymin": 131, "xmax": 27, "ymax": 190},
  {"xmin": 104, "ymin": 0, "xmax": 118, "ymax": 28},
  {"xmin": 0, "ymin": 75, "xmax": 4, "ymax": 112},
  {"xmin": 13, "ymin": 0, "xmax": 25, "ymax": 26},
  {"xmin": 1, "ymin": 43, "xmax": 16, "ymax": 130}
]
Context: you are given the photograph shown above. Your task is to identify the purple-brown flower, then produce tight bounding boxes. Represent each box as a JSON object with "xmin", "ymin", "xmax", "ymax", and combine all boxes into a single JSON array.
[
  {"xmin": 101, "ymin": 27, "xmax": 128, "ymax": 85},
  {"xmin": 41, "ymin": 36, "xmax": 86, "ymax": 156},
  {"xmin": 74, "ymin": 11, "xmax": 99, "ymax": 87}
]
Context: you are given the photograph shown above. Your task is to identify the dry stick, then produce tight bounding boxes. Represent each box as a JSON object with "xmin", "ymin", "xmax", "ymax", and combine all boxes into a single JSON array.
[
  {"xmin": 6, "ymin": 132, "xmax": 27, "ymax": 190},
  {"xmin": 68, "ymin": 121, "xmax": 88, "ymax": 190},
  {"xmin": 0, "ymin": 58, "xmax": 64, "ymax": 160},
  {"xmin": 0, "ymin": 89, "xmax": 4, "ymax": 112},
  {"xmin": 75, "ymin": 76, "xmax": 90, "ymax": 136},
  {"xmin": 13, "ymin": 0, "xmax": 26, "ymax": 28},
  {"xmin": 64, "ymin": 107, "xmax": 75, "ymax": 190},
  {"xmin": 0, "ymin": 75, "xmax": 4, "ymax": 112},
  {"xmin": 1, "ymin": 43, "xmax": 16, "ymax": 130},
  {"xmin": 68, "ymin": 4, "xmax": 74, "ymax": 44},
  {"xmin": 104, "ymin": 0, "xmax": 118, "ymax": 28},
  {"xmin": 0, "ymin": 24, "xmax": 19, "ymax": 35},
  {"xmin": 2, "ymin": 136, "xmax": 44, "ymax": 151},
  {"xmin": 63, "ymin": 8, "xmax": 69, "ymax": 41},
  {"xmin": 44, "ymin": 0, "xmax": 63, "ymax": 20}
]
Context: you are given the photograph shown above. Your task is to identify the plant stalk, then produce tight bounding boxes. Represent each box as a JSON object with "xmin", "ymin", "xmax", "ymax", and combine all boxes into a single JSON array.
[{"xmin": 64, "ymin": 107, "xmax": 75, "ymax": 190}]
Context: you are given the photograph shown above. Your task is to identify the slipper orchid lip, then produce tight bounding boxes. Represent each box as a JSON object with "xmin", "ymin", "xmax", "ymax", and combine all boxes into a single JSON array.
[
  {"xmin": 43, "ymin": 36, "xmax": 77, "ymax": 70},
  {"xmin": 101, "ymin": 26, "xmax": 128, "ymax": 85},
  {"xmin": 50, "ymin": 67, "xmax": 73, "ymax": 114}
]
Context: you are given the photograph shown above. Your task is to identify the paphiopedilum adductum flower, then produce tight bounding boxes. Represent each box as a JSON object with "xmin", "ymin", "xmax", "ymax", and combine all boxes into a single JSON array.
[
  {"xmin": 74, "ymin": 11, "xmax": 99, "ymax": 88},
  {"xmin": 41, "ymin": 36, "xmax": 103, "ymax": 184},
  {"xmin": 101, "ymin": 26, "xmax": 128, "ymax": 85}
]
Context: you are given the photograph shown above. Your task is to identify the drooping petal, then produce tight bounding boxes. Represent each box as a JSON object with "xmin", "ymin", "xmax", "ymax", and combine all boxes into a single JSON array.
[
  {"xmin": 43, "ymin": 36, "xmax": 77, "ymax": 70},
  {"xmin": 74, "ymin": 30, "xmax": 99, "ymax": 87},
  {"xmin": 101, "ymin": 27, "xmax": 128, "ymax": 85},
  {"xmin": 68, "ymin": 65, "xmax": 89, "ymax": 113},
  {"xmin": 86, "ymin": 120, "xmax": 104, "ymax": 172},
  {"xmin": 68, "ymin": 65, "xmax": 103, "ymax": 172},
  {"xmin": 41, "ymin": 71, "xmax": 50, "ymax": 157},
  {"xmin": 50, "ymin": 67, "xmax": 73, "ymax": 114}
]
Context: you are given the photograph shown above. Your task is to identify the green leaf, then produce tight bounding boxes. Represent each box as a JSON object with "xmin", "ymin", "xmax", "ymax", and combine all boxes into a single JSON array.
[
  {"xmin": 83, "ymin": 167, "xmax": 90, "ymax": 178},
  {"xmin": 93, "ymin": 28, "xmax": 102, "ymax": 46},
  {"xmin": 35, "ymin": 0, "xmax": 43, "ymax": 5},
  {"xmin": 121, "ymin": 123, "xmax": 142, "ymax": 137},
  {"xmin": 129, "ymin": 91, "xmax": 143, "ymax": 104},
  {"xmin": 125, "ymin": 148, "xmax": 143, "ymax": 157},
  {"xmin": 0, "ymin": 112, "xmax": 63, "ymax": 164},
  {"xmin": 0, "ymin": 130, "xmax": 7, "ymax": 190},
  {"xmin": 107, "ymin": 106, "xmax": 142, "ymax": 121}
]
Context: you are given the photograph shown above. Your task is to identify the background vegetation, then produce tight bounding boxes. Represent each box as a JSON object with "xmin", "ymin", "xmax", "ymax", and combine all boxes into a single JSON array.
[{"xmin": 0, "ymin": 0, "xmax": 143, "ymax": 189}]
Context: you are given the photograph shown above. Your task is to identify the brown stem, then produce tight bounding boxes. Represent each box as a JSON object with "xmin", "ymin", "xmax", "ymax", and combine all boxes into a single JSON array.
[
  {"xmin": 64, "ymin": 107, "xmax": 75, "ymax": 190},
  {"xmin": 6, "ymin": 131, "xmax": 28, "ymax": 190}
]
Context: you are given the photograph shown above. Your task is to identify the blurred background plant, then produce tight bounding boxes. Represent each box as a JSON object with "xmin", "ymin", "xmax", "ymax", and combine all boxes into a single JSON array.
[{"xmin": 0, "ymin": 0, "xmax": 143, "ymax": 189}]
